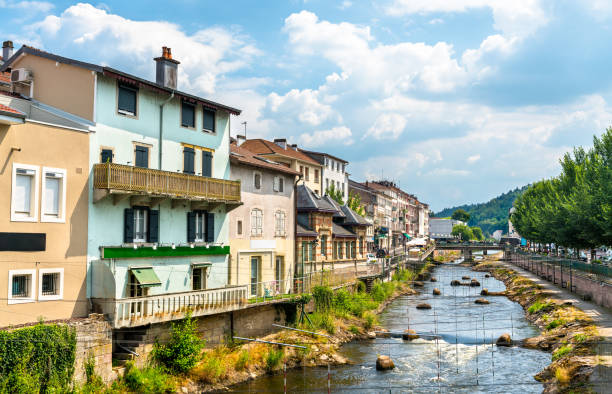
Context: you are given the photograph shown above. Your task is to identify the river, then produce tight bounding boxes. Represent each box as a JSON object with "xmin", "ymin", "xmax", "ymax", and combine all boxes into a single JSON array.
[{"xmin": 229, "ymin": 263, "xmax": 550, "ymax": 393}]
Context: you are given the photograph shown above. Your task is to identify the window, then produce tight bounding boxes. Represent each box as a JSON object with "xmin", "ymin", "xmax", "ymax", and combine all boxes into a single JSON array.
[
  {"xmin": 181, "ymin": 101, "xmax": 196, "ymax": 128},
  {"xmin": 351, "ymin": 241, "xmax": 356, "ymax": 259},
  {"xmin": 251, "ymin": 208, "xmax": 263, "ymax": 236},
  {"xmin": 187, "ymin": 211, "xmax": 213, "ymax": 243},
  {"xmin": 134, "ymin": 145, "xmax": 149, "ymax": 168},
  {"xmin": 314, "ymin": 169, "xmax": 319, "ymax": 183},
  {"xmin": 202, "ymin": 150, "xmax": 213, "ymax": 177},
  {"xmin": 118, "ymin": 83, "xmax": 137, "ymax": 116},
  {"xmin": 237, "ymin": 220, "xmax": 243, "ymax": 235},
  {"xmin": 195, "ymin": 211, "xmax": 205, "ymax": 242},
  {"xmin": 192, "ymin": 267, "xmax": 206, "ymax": 290},
  {"xmin": 273, "ymin": 176, "xmax": 284, "ymax": 193},
  {"xmin": 275, "ymin": 211, "xmax": 286, "ymax": 237},
  {"xmin": 100, "ymin": 148, "xmax": 113, "ymax": 163},
  {"xmin": 359, "ymin": 236, "xmax": 364, "ymax": 256},
  {"xmin": 337, "ymin": 242, "xmax": 343, "ymax": 259},
  {"xmin": 39, "ymin": 268, "xmax": 64, "ymax": 300},
  {"xmin": 320, "ymin": 235, "xmax": 327, "ymax": 257},
  {"xmin": 183, "ymin": 147, "xmax": 195, "ymax": 174},
  {"xmin": 8, "ymin": 269, "xmax": 35, "ymax": 304},
  {"xmin": 275, "ymin": 256, "xmax": 284, "ymax": 293},
  {"xmin": 305, "ymin": 167, "xmax": 309, "ymax": 181},
  {"xmin": 342, "ymin": 182, "xmax": 345, "ymax": 197},
  {"xmin": 203, "ymin": 108, "xmax": 216, "ymax": 133},
  {"xmin": 133, "ymin": 208, "xmax": 148, "ymax": 242},
  {"xmin": 11, "ymin": 164, "xmax": 38, "ymax": 222},
  {"xmin": 253, "ymin": 172, "xmax": 262, "ymax": 190},
  {"xmin": 41, "ymin": 168, "xmax": 66, "ymax": 222}
]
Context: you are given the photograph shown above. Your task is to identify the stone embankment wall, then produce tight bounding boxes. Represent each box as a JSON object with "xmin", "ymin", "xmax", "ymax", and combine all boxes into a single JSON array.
[
  {"xmin": 71, "ymin": 314, "xmax": 114, "ymax": 384},
  {"xmin": 509, "ymin": 254, "xmax": 612, "ymax": 309}
]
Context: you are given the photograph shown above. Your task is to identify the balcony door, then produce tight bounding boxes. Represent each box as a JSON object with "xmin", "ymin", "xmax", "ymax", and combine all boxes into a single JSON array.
[
  {"xmin": 275, "ymin": 256, "xmax": 284, "ymax": 293},
  {"xmin": 250, "ymin": 256, "xmax": 260, "ymax": 296}
]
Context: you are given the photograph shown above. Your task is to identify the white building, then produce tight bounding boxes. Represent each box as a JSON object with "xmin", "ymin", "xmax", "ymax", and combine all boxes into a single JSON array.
[
  {"xmin": 428, "ymin": 218, "xmax": 465, "ymax": 239},
  {"xmin": 300, "ymin": 150, "xmax": 349, "ymax": 199}
]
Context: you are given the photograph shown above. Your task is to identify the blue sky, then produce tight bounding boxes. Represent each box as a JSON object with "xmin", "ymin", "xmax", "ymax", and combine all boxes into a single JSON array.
[{"xmin": 2, "ymin": 0, "xmax": 612, "ymax": 211}]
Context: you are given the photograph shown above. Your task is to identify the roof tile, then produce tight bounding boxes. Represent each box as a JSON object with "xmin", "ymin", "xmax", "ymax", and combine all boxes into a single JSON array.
[{"xmin": 240, "ymin": 139, "xmax": 320, "ymax": 166}]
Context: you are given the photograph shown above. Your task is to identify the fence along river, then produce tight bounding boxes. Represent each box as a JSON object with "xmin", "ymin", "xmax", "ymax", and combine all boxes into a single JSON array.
[{"xmin": 229, "ymin": 262, "xmax": 550, "ymax": 393}]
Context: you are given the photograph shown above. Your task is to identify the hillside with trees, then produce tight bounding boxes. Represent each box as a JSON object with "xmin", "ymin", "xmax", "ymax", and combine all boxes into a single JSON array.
[{"xmin": 435, "ymin": 186, "xmax": 528, "ymax": 236}]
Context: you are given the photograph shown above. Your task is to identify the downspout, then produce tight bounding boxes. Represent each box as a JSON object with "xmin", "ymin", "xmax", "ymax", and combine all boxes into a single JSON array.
[
  {"xmin": 294, "ymin": 173, "xmax": 303, "ymax": 289},
  {"xmin": 158, "ymin": 92, "xmax": 175, "ymax": 170}
]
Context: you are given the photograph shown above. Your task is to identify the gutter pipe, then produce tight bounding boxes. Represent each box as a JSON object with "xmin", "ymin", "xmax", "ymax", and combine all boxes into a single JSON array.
[{"xmin": 158, "ymin": 91, "xmax": 175, "ymax": 170}]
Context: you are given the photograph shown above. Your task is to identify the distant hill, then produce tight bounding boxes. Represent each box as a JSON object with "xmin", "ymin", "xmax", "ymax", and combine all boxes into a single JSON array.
[{"xmin": 434, "ymin": 186, "xmax": 527, "ymax": 236}]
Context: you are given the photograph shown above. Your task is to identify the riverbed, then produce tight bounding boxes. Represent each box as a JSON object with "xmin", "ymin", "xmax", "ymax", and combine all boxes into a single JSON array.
[{"xmin": 230, "ymin": 264, "xmax": 550, "ymax": 393}]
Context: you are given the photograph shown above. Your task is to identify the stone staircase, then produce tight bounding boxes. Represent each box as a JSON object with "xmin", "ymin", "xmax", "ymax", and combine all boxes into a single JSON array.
[{"xmin": 112, "ymin": 329, "xmax": 146, "ymax": 367}]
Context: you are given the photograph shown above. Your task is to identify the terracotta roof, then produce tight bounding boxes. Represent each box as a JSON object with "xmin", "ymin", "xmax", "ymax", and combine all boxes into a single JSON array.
[
  {"xmin": 240, "ymin": 139, "xmax": 320, "ymax": 166},
  {"xmin": 0, "ymin": 103, "xmax": 25, "ymax": 118},
  {"xmin": 230, "ymin": 143, "xmax": 299, "ymax": 176},
  {"xmin": 0, "ymin": 72, "xmax": 9, "ymax": 85}
]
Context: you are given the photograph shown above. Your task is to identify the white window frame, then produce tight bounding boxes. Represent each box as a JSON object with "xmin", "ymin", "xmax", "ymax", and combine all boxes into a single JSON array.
[
  {"xmin": 195, "ymin": 211, "xmax": 205, "ymax": 242},
  {"xmin": 8, "ymin": 269, "xmax": 36, "ymax": 304},
  {"xmin": 275, "ymin": 210, "xmax": 286, "ymax": 237},
  {"xmin": 253, "ymin": 171, "xmax": 262, "ymax": 191},
  {"xmin": 41, "ymin": 167, "xmax": 67, "ymax": 223},
  {"xmin": 251, "ymin": 208, "xmax": 263, "ymax": 236},
  {"xmin": 11, "ymin": 163, "xmax": 39, "ymax": 222},
  {"xmin": 133, "ymin": 208, "xmax": 148, "ymax": 243},
  {"xmin": 38, "ymin": 268, "xmax": 64, "ymax": 301}
]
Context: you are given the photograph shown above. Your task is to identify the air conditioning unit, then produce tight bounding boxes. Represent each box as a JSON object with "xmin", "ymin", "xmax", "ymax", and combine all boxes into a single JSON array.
[{"xmin": 11, "ymin": 68, "xmax": 33, "ymax": 83}]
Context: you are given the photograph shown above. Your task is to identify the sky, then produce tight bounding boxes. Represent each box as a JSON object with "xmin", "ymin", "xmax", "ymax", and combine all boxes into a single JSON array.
[{"xmin": 2, "ymin": 0, "xmax": 612, "ymax": 211}]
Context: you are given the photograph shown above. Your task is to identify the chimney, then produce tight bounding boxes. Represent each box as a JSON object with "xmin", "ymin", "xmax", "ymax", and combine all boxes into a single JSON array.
[
  {"xmin": 236, "ymin": 135, "xmax": 246, "ymax": 146},
  {"xmin": 2, "ymin": 41, "xmax": 13, "ymax": 61},
  {"xmin": 290, "ymin": 144, "xmax": 298, "ymax": 151},
  {"xmin": 154, "ymin": 46, "xmax": 180, "ymax": 90},
  {"xmin": 273, "ymin": 138, "xmax": 287, "ymax": 149}
]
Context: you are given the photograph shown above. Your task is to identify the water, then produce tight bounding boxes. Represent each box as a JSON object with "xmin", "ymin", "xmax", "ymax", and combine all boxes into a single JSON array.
[{"xmin": 229, "ymin": 264, "xmax": 550, "ymax": 393}]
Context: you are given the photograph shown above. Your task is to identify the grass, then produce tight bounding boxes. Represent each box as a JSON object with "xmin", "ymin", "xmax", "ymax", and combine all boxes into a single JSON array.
[
  {"xmin": 363, "ymin": 311, "xmax": 377, "ymax": 330},
  {"xmin": 117, "ymin": 362, "xmax": 176, "ymax": 394},
  {"xmin": 528, "ymin": 300, "xmax": 553, "ymax": 314},
  {"xmin": 234, "ymin": 350, "xmax": 250, "ymax": 371},
  {"xmin": 573, "ymin": 333, "xmax": 588, "ymax": 344},
  {"xmin": 552, "ymin": 345, "xmax": 573, "ymax": 361},
  {"xmin": 264, "ymin": 348, "xmax": 284, "ymax": 371},
  {"xmin": 546, "ymin": 319, "xmax": 566, "ymax": 330},
  {"xmin": 349, "ymin": 325, "xmax": 360, "ymax": 335},
  {"xmin": 192, "ymin": 348, "xmax": 229, "ymax": 384},
  {"xmin": 555, "ymin": 366, "xmax": 570, "ymax": 383}
]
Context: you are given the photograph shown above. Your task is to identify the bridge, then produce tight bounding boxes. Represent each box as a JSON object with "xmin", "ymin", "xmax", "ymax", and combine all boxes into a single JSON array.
[{"xmin": 434, "ymin": 242, "xmax": 509, "ymax": 261}]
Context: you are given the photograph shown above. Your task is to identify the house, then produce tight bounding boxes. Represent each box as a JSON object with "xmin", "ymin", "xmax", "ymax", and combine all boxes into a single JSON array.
[
  {"xmin": 300, "ymin": 150, "xmax": 348, "ymax": 199},
  {"xmin": 0, "ymin": 92, "xmax": 92, "ymax": 325},
  {"xmin": 1, "ymin": 45, "xmax": 244, "ymax": 329},
  {"xmin": 239, "ymin": 139, "xmax": 323, "ymax": 195},
  {"xmin": 295, "ymin": 184, "xmax": 369, "ymax": 284},
  {"xmin": 429, "ymin": 218, "xmax": 465, "ymax": 240},
  {"xmin": 228, "ymin": 140, "xmax": 298, "ymax": 297}
]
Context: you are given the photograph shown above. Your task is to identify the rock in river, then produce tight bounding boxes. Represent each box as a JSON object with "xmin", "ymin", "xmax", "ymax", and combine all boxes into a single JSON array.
[
  {"xmin": 413, "ymin": 281, "xmax": 424, "ymax": 287},
  {"xmin": 402, "ymin": 329, "xmax": 419, "ymax": 341},
  {"xmin": 475, "ymin": 298, "xmax": 490, "ymax": 305},
  {"xmin": 462, "ymin": 276, "xmax": 471, "ymax": 280},
  {"xmin": 480, "ymin": 288, "xmax": 489, "ymax": 296},
  {"xmin": 430, "ymin": 277, "xmax": 437, "ymax": 282},
  {"xmin": 376, "ymin": 355, "xmax": 395, "ymax": 370},
  {"xmin": 416, "ymin": 303, "xmax": 432, "ymax": 310},
  {"xmin": 485, "ymin": 274, "xmax": 490, "ymax": 278},
  {"xmin": 450, "ymin": 280, "xmax": 461, "ymax": 286},
  {"xmin": 496, "ymin": 333, "xmax": 513, "ymax": 347},
  {"xmin": 433, "ymin": 288, "xmax": 441, "ymax": 296},
  {"xmin": 470, "ymin": 279, "xmax": 481, "ymax": 287}
]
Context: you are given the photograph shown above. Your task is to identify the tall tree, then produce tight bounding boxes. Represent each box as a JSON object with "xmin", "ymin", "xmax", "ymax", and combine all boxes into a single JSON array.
[
  {"xmin": 451, "ymin": 209, "xmax": 470, "ymax": 222},
  {"xmin": 347, "ymin": 191, "xmax": 366, "ymax": 216},
  {"xmin": 471, "ymin": 226, "xmax": 484, "ymax": 241},
  {"xmin": 451, "ymin": 224, "xmax": 473, "ymax": 241},
  {"xmin": 325, "ymin": 183, "xmax": 344, "ymax": 205}
]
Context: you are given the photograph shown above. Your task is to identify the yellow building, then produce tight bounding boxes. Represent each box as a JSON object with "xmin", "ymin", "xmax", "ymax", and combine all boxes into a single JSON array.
[
  {"xmin": 0, "ymin": 95, "xmax": 91, "ymax": 326},
  {"xmin": 228, "ymin": 141, "xmax": 298, "ymax": 297}
]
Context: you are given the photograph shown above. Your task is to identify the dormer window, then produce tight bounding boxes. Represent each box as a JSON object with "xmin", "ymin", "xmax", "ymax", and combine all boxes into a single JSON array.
[
  {"xmin": 203, "ymin": 108, "xmax": 216, "ymax": 133},
  {"xmin": 181, "ymin": 101, "xmax": 196, "ymax": 128},
  {"xmin": 118, "ymin": 83, "xmax": 137, "ymax": 117}
]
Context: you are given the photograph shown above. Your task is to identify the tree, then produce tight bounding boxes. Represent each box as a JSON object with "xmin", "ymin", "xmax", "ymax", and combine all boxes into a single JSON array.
[
  {"xmin": 451, "ymin": 209, "xmax": 470, "ymax": 222},
  {"xmin": 471, "ymin": 226, "xmax": 484, "ymax": 241},
  {"xmin": 451, "ymin": 224, "xmax": 473, "ymax": 241},
  {"xmin": 347, "ymin": 191, "xmax": 366, "ymax": 216},
  {"xmin": 325, "ymin": 183, "xmax": 344, "ymax": 205}
]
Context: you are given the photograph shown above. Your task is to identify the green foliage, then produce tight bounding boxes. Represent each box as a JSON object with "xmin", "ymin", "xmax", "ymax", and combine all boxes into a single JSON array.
[
  {"xmin": 312, "ymin": 286, "xmax": 334, "ymax": 312},
  {"xmin": 363, "ymin": 312, "xmax": 377, "ymax": 330},
  {"xmin": 0, "ymin": 323, "xmax": 76, "ymax": 393},
  {"xmin": 451, "ymin": 209, "xmax": 470, "ymax": 222},
  {"xmin": 356, "ymin": 280, "xmax": 366, "ymax": 293},
  {"xmin": 309, "ymin": 312, "xmax": 336, "ymax": 334},
  {"xmin": 370, "ymin": 282, "xmax": 386, "ymax": 302},
  {"xmin": 152, "ymin": 311, "xmax": 205, "ymax": 373},
  {"xmin": 121, "ymin": 362, "xmax": 175, "ymax": 393},
  {"xmin": 451, "ymin": 224, "xmax": 474, "ymax": 241},
  {"xmin": 325, "ymin": 183, "xmax": 344, "ymax": 205},
  {"xmin": 349, "ymin": 325, "xmax": 360, "ymax": 334},
  {"xmin": 392, "ymin": 268, "xmax": 413, "ymax": 282},
  {"xmin": 436, "ymin": 186, "xmax": 527, "ymax": 235},
  {"xmin": 573, "ymin": 333, "xmax": 589, "ymax": 343},
  {"xmin": 234, "ymin": 350, "xmax": 250, "ymax": 371},
  {"xmin": 546, "ymin": 319, "xmax": 566, "ymax": 330},
  {"xmin": 471, "ymin": 226, "xmax": 484, "ymax": 241},
  {"xmin": 333, "ymin": 289, "xmax": 351, "ymax": 312},
  {"xmin": 347, "ymin": 191, "xmax": 366, "ymax": 216},
  {"xmin": 528, "ymin": 300, "xmax": 553, "ymax": 314},
  {"xmin": 552, "ymin": 345, "xmax": 573, "ymax": 361},
  {"xmin": 510, "ymin": 128, "xmax": 612, "ymax": 248},
  {"xmin": 198, "ymin": 353, "xmax": 226, "ymax": 383},
  {"xmin": 264, "ymin": 349, "xmax": 284, "ymax": 371}
]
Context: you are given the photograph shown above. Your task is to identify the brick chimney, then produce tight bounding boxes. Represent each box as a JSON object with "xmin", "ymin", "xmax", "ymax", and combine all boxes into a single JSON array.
[
  {"xmin": 2, "ymin": 41, "xmax": 13, "ymax": 61},
  {"xmin": 154, "ymin": 46, "xmax": 179, "ymax": 90},
  {"xmin": 274, "ymin": 138, "xmax": 287, "ymax": 149}
]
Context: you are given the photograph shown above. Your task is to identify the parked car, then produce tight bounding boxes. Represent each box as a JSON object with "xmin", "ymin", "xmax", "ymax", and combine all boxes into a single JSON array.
[{"xmin": 366, "ymin": 253, "xmax": 377, "ymax": 264}]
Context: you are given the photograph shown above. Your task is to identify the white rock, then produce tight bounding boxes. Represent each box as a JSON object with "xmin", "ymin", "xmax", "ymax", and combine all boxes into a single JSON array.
[{"xmin": 320, "ymin": 354, "xmax": 329, "ymax": 362}]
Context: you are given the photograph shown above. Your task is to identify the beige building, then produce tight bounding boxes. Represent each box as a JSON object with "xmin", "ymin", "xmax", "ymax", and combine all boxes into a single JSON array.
[
  {"xmin": 240, "ymin": 138, "xmax": 323, "ymax": 195},
  {"xmin": 0, "ymin": 95, "xmax": 91, "ymax": 326},
  {"xmin": 228, "ymin": 141, "xmax": 298, "ymax": 297}
]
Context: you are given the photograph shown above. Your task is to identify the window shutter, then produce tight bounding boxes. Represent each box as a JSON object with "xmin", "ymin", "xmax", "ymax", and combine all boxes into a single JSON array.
[
  {"xmin": 148, "ymin": 210, "xmax": 160, "ymax": 243},
  {"xmin": 279, "ymin": 178, "xmax": 284, "ymax": 193},
  {"xmin": 202, "ymin": 151, "xmax": 212, "ymax": 177},
  {"xmin": 205, "ymin": 212, "xmax": 215, "ymax": 242},
  {"xmin": 124, "ymin": 208, "xmax": 134, "ymax": 243},
  {"xmin": 183, "ymin": 147, "xmax": 195, "ymax": 174},
  {"xmin": 187, "ymin": 212, "xmax": 196, "ymax": 242},
  {"xmin": 273, "ymin": 176, "xmax": 279, "ymax": 192}
]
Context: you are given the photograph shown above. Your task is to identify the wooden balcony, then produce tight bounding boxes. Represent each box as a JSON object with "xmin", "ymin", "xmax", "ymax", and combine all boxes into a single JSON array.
[{"xmin": 93, "ymin": 163, "xmax": 241, "ymax": 207}]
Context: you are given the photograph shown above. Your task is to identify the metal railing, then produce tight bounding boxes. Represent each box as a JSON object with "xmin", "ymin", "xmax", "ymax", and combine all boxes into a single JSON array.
[
  {"xmin": 512, "ymin": 248, "xmax": 612, "ymax": 282},
  {"xmin": 93, "ymin": 162, "xmax": 241, "ymax": 201},
  {"xmin": 112, "ymin": 285, "xmax": 248, "ymax": 328}
]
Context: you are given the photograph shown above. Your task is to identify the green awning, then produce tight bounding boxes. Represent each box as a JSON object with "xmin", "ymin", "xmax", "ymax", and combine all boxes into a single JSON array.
[
  {"xmin": 192, "ymin": 263, "xmax": 212, "ymax": 269},
  {"xmin": 403, "ymin": 233, "xmax": 412, "ymax": 239},
  {"xmin": 131, "ymin": 267, "xmax": 162, "ymax": 287}
]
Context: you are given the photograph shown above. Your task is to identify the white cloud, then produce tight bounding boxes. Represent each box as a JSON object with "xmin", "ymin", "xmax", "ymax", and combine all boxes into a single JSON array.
[
  {"xmin": 27, "ymin": 3, "xmax": 259, "ymax": 95},
  {"xmin": 429, "ymin": 18, "xmax": 444, "ymax": 25},
  {"xmin": 299, "ymin": 126, "xmax": 353, "ymax": 148},
  {"xmin": 467, "ymin": 154, "xmax": 481, "ymax": 163},
  {"xmin": 339, "ymin": 1, "xmax": 352, "ymax": 10},
  {"xmin": 0, "ymin": 0, "xmax": 54, "ymax": 12},
  {"xmin": 365, "ymin": 113, "xmax": 407, "ymax": 140},
  {"xmin": 267, "ymin": 88, "xmax": 337, "ymax": 126}
]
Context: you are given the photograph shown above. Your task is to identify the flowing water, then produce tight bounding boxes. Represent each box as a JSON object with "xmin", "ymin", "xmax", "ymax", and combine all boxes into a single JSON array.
[{"xmin": 229, "ymin": 264, "xmax": 550, "ymax": 393}]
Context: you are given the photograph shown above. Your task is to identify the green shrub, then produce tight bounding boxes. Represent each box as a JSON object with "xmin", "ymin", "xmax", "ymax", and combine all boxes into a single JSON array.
[
  {"xmin": 152, "ymin": 311, "xmax": 205, "ymax": 373},
  {"xmin": 552, "ymin": 345, "xmax": 573, "ymax": 361},
  {"xmin": 356, "ymin": 280, "xmax": 366, "ymax": 293},
  {"xmin": 265, "ymin": 348, "xmax": 284, "ymax": 371},
  {"xmin": 310, "ymin": 312, "xmax": 336, "ymax": 334},
  {"xmin": 235, "ymin": 350, "xmax": 250, "ymax": 371},
  {"xmin": 0, "ymin": 323, "xmax": 76, "ymax": 393},
  {"xmin": 333, "ymin": 289, "xmax": 351, "ymax": 312},
  {"xmin": 546, "ymin": 319, "xmax": 566, "ymax": 330},
  {"xmin": 371, "ymin": 282, "xmax": 386, "ymax": 302},
  {"xmin": 349, "ymin": 325, "xmax": 360, "ymax": 334},
  {"xmin": 363, "ymin": 312, "xmax": 377, "ymax": 330},
  {"xmin": 198, "ymin": 353, "xmax": 226, "ymax": 383},
  {"xmin": 77, "ymin": 354, "xmax": 105, "ymax": 394},
  {"xmin": 573, "ymin": 333, "xmax": 588, "ymax": 343},
  {"xmin": 528, "ymin": 300, "xmax": 553, "ymax": 314},
  {"xmin": 121, "ymin": 362, "xmax": 175, "ymax": 393},
  {"xmin": 312, "ymin": 286, "xmax": 334, "ymax": 312}
]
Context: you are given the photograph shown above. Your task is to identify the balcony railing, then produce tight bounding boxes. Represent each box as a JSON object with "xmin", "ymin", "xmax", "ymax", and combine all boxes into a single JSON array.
[
  {"xmin": 106, "ymin": 285, "xmax": 248, "ymax": 328},
  {"xmin": 93, "ymin": 163, "xmax": 241, "ymax": 202}
]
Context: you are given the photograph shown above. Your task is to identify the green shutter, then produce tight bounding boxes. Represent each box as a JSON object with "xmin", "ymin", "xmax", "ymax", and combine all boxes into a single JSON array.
[{"xmin": 124, "ymin": 208, "xmax": 134, "ymax": 243}]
